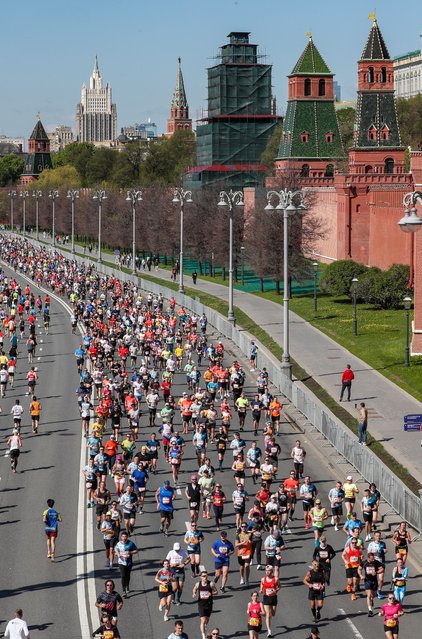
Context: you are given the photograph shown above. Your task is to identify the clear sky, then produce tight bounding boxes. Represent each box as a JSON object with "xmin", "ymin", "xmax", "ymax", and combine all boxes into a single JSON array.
[{"xmin": 1, "ymin": 0, "xmax": 421, "ymax": 142}]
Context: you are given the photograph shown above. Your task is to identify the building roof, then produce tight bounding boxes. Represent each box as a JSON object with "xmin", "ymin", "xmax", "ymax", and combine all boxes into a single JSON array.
[
  {"xmin": 291, "ymin": 35, "xmax": 332, "ymax": 76},
  {"xmin": 171, "ymin": 58, "xmax": 188, "ymax": 110},
  {"xmin": 394, "ymin": 49, "xmax": 421, "ymax": 62},
  {"xmin": 361, "ymin": 18, "xmax": 390, "ymax": 61},
  {"xmin": 29, "ymin": 119, "xmax": 49, "ymax": 142}
]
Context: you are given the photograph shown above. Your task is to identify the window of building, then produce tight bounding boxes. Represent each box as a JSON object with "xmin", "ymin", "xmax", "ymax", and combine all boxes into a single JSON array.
[
  {"xmin": 300, "ymin": 163, "xmax": 310, "ymax": 177},
  {"xmin": 381, "ymin": 125, "xmax": 390, "ymax": 141},
  {"xmin": 381, "ymin": 66, "xmax": 387, "ymax": 83},
  {"xmin": 325, "ymin": 164, "xmax": 334, "ymax": 177},
  {"xmin": 368, "ymin": 125, "xmax": 377, "ymax": 141},
  {"xmin": 365, "ymin": 165, "xmax": 373, "ymax": 174},
  {"xmin": 384, "ymin": 157, "xmax": 394, "ymax": 173},
  {"xmin": 368, "ymin": 66, "xmax": 374, "ymax": 83},
  {"xmin": 325, "ymin": 131, "xmax": 334, "ymax": 143},
  {"xmin": 318, "ymin": 79, "xmax": 326, "ymax": 96},
  {"xmin": 301, "ymin": 131, "xmax": 310, "ymax": 143},
  {"xmin": 304, "ymin": 78, "xmax": 311, "ymax": 96}
]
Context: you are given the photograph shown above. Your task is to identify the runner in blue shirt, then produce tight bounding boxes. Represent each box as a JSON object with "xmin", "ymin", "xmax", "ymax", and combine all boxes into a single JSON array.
[
  {"xmin": 211, "ymin": 531, "xmax": 234, "ymax": 592},
  {"xmin": 155, "ymin": 479, "xmax": 175, "ymax": 536},
  {"xmin": 42, "ymin": 498, "xmax": 62, "ymax": 561},
  {"xmin": 115, "ymin": 531, "xmax": 138, "ymax": 597}
]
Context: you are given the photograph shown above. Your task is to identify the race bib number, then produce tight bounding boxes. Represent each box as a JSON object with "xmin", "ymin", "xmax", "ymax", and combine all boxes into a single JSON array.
[
  {"xmin": 249, "ymin": 617, "xmax": 260, "ymax": 627},
  {"xmin": 386, "ymin": 619, "xmax": 397, "ymax": 628},
  {"xmin": 159, "ymin": 584, "xmax": 169, "ymax": 592}
]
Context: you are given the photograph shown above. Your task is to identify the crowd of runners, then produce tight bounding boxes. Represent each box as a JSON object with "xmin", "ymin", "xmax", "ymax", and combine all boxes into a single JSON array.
[{"xmin": 0, "ymin": 234, "xmax": 413, "ymax": 639}]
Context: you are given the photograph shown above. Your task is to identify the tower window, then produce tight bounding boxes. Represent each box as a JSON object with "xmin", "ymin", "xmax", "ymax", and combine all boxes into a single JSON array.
[
  {"xmin": 365, "ymin": 165, "xmax": 373, "ymax": 174},
  {"xmin": 300, "ymin": 163, "xmax": 310, "ymax": 177},
  {"xmin": 381, "ymin": 125, "xmax": 390, "ymax": 140},
  {"xmin": 318, "ymin": 79, "xmax": 326, "ymax": 96},
  {"xmin": 368, "ymin": 67, "xmax": 374, "ymax": 83},
  {"xmin": 368, "ymin": 125, "xmax": 377, "ymax": 141},
  {"xmin": 301, "ymin": 131, "xmax": 310, "ymax": 143},
  {"xmin": 381, "ymin": 66, "xmax": 387, "ymax": 83},
  {"xmin": 384, "ymin": 158, "xmax": 394, "ymax": 173},
  {"xmin": 325, "ymin": 131, "xmax": 334, "ymax": 143},
  {"xmin": 325, "ymin": 164, "xmax": 334, "ymax": 177},
  {"xmin": 304, "ymin": 78, "xmax": 311, "ymax": 96}
]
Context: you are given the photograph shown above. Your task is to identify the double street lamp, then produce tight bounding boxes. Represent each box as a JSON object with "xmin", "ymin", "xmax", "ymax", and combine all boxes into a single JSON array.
[
  {"xmin": 67, "ymin": 190, "xmax": 79, "ymax": 254},
  {"xmin": 92, "ymin": 190, "xmax": 107, "ymax": 263},
  {"xmin": 8, "ymin": 190, "xmax": 17, "ymax": 232},
  {"xmin": 20, "ymin": 190, "xmax": 29, "ymax": 238},
  {"xmin": 404, "ymin": 296, "xmax": 412, "ymax": 368},
  {"xmin": 172, "ymin": 188, "xmax": 193, "ymax": 294},
  {"xmin": 313, "ymin": 261, "xmax": 318, "ymax": 314},
  {"xmin": 32, "ymin": 190, "xmax": 42, "ymax": 241},
  {"xmin": 352, "ymin": 277, "xmax": 359, "ymax": 336},
  {"xmin": 126, "ymin": 189, "xmax": 143, "ymax": 274},
  {"xmin": 265, "ymin": 188, "xmax": 306, "ymax": 377},
  {"xmin": 49, "ymin": 189, "xmax": 59, "ymax": 246},
  {"xmin": 218, "ymin": 190, "xmax": 244, "ymax": 322}
]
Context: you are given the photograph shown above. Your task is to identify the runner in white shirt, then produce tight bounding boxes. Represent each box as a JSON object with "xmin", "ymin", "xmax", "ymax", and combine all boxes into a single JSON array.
[
  {"xmin": 4, "ymin": 609, "xmax": 29, "ymax": 639},
  {"xmin": 11, "ymin": 400, "xmax": 24, "ymax": 430}
]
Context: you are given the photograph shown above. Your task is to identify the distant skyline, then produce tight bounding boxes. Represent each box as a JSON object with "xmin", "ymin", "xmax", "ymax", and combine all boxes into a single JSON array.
[{"xmin": 1, "ymin": 0, "xmax": 421, "ymax": 141}]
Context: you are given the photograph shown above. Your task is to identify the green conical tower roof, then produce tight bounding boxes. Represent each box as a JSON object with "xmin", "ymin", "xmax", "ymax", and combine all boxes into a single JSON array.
[
  {"xmin": 29, "ymin": 118, "xmax": 49, "ymax": 142},
  {"xmin": 291, "ymin": 35, "xmax": 332, "ymax": 76}
]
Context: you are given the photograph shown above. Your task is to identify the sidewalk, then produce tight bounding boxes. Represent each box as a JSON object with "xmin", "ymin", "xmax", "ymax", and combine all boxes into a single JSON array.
[{"xmin": 30, "ymin": 234, "xmax": 422, "ymax": 485}]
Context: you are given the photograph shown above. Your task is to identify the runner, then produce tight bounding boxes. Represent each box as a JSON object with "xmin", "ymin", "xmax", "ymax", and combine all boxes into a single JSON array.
[
  {"xmin": 192, "ymin": 570, "xmax": 218, "ymax": 639},
  {"xmin": 42, "ymin": 499, "xmax": 62, "ymax": 561},
  {"xmin": 115, "ymin": 531, "xmax": 138, "ymax": 597},
  {"xmin": 362, "ymin": 552, "xmax": 384, "ymax": 616},
  {"xmin": 211, "ymin": 530, "xmax": 234, "ymax": 593},
  {"xmin": 246, "ymin": 591, "xmax": 265, "ymax": 639},
  {"xmin": 303, "ymin": 559, "xmax": 326, "ymax": 622},
  {"xmin": 7, "ymin": 428, "xmax": 22, "ymax": 473},
  {"xmin": 259, "ymin": 564, "xmax": 280, "ymax": 638},
  {"xmin": 328, "ymin": 480, "xmax": 345, "ymax": 531},
  {"xmin": 391, "ymin": 558, "xmax": 408, "ymax": 603},
  {"xmin": 156, "ymin": 479, "xmax": 175, "ymax": 536},
  {"xmin": 155, "ymin": 559, "xmax": 175, "ymax": 622},
  {"xmin": 184, "ymin": 521, "xmax": 204, "ymax": 577},
  {"xmin": 341, "ymin": 537, "xmax": 363, "ymax": 600},
  {"xmin": 392, "ymin": 522, "xmax": 411, "ymax": 565},
  {"xmin": 166, "ymin": 542, "xmax": 190, "ymax": 605},
  {"xmin": 378, "ymin": 594, "xmax": 404, "ymax": 639},
  {"xmin": 29, "ymin": 395, "xmax": 41, "ymax": 434}
]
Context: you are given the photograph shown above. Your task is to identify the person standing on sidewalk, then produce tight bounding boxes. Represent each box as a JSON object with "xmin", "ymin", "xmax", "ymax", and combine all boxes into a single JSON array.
[
  {"xmin": 339, "ymin": 364, "xmax": 354, "ymax": 402},
  {"xmin": 358, "ymin": 402, "xmax": 368, "ymax": 445}
]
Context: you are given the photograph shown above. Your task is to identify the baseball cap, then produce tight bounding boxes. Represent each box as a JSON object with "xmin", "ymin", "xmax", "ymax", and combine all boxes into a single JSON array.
[
  {"xmin": 106, "ymin": 511, "xmax": 112, "ymax": 516},
  {"xmin": 315, "ymin": 498, "xmax": 321, "ymax": 504},
  {"xmin": 173, "ymin": 542, "xmax": 181, "ymax": 551},
  {"xmin": 346, "ymin": 475, "xmax": 352, "ymax": 480},
  {"xmin": 164, "ymin": 480, "xmax": 170, "ymax": 486},
  {"xmin": 110, "ymin": 434, "xmax": 116, "ymax": 439}
]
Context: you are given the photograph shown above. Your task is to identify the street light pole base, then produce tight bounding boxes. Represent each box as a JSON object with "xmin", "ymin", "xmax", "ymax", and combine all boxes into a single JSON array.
[
  {"xmin": 280, "ymin": 360, "xmax": 292, "ymax": 380},
  {"xmin": 227, "ymin": 312, "xmax": 235, "ymax": 323},
  {"xmin": 179, "ymin": 287, "xmax": 185, "ymax": 295}
]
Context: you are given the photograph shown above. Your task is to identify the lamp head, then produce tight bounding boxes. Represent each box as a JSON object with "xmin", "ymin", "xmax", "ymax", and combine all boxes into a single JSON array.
[
  {"xmin": 264, "ymin": 202, "xmax": 274, "ymax": 211},
  {"xmin": 313, "ymin": 261, "xmax": 318, "ymax": 272},
  {"xmin": 403, "ymin": 296, "xmax": 412, "ymax": 310},
  {"xmin": 286, "ymin": 203, "xmax": 297, "ymax": 214},
  {"xmin": 185, "ymin": 194, "xmax": 193, "ymax": 204}
]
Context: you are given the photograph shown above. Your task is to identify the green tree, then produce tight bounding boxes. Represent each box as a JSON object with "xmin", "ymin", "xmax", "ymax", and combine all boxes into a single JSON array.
[
  {"xmin": 52, "ymin": 142, "xmax": 95, "ymax": 185},
  {"xmin": 140, "ymin": 129, "xmax": 195, "ymax": 185},
  {"xmin": 85, "ymin": 147, "xmax": 116, "ymax": 186},
  {"xmin": 320, "ymin": 259, "xmax": 367, "ymax": 297},
  {"xmin": 396, "ymin": 94, "xmax": 422, "ymax": 149},
  {"xmin": 260, "ymin": 123, "xmax": 283, "ymax": 173},
  {"xmin": 337, "ymin": 107, "xmax": 356, "ymax": 151},
  {"xmin": 0, "ymin": 154, "xmax": 25, "ymax": 186},
  {"xmin": 35, "ymin": 165, "xmax": 80, "ymax": 190}
]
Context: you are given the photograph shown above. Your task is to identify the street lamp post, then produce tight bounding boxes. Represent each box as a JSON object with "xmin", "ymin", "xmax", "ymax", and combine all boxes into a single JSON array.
[
  {"xmin": 92, "ymin": 190, "xmax": 107, "ymax": 263},
  {"xmin": 352, "ymin": 277, "xmax": 359, "ymax": 336},
  {"xmin": 240, "ymin": 245, "xmax": 246, "ymax": 286},
  {"xmin": 20, "ymin": 190, "xmax": 29, "ymax": 238},
  {"xmin": 8, "ymin": 190, "xmax": 17, "ymax": 233},
  {"xmin": 48, "ymin": 190, "xmax": 59, "ymax": 246},
  {"xmin": 67, "ymin": 190, "xmax": 79, "ymax": 254},
  {"xmin": 126, "ymin": 189, "xmax": 143, "ymax": 274},
  {"xmin": 32, "ymin": 190, "xmax": 42, "ymax": 241},
  {"xmin": 265, "ymin": 188, "xmax": 306, "ymax": 378},
  {"xmin": 312, "ymin": 261, "xmax": 319, "ymax": 314},
  {"xmin": 404, "ymin": 296, "xmax": 412, "ymax": 367},
  {"xmin": 218, "ymin": 190, "xmax": 244, "ymax": 322},
  {"xmin": 172, "ymin": 188, "xmax": 193, "ymax": 294}
]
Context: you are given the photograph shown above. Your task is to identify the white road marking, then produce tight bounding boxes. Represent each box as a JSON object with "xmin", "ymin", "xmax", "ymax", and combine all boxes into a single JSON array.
[
  {"xmin": 338, "ymin": 608, "xmax": 365, "ymax": 639},
  {"xmin": 37, "ymin": 357, "xmax": 41, "ymax": 361},
  {"xmin": 177, "ymin": 488, "xmax": 182, "ymax": 495},
  {"xmin": 40, "ymin": 339, "xmax": 43, "ymax": 343},
  {"xmin": 199, "ymin": 564, "xmax": 205, "ymax": 572},
  {"xmin": 39, "ymin": 348, "xmax": 43, "ymax": 352}
]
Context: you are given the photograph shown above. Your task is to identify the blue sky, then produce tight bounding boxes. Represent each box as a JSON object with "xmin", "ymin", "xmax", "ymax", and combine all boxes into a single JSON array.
[{"xmin": 1, "ymin": 0, "xmax": 420, "ymax": 142}]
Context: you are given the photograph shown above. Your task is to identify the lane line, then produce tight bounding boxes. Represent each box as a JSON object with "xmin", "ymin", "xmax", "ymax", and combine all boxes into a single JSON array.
[{"xmin": 338, "ymin": 608, "xmax": 365, "ymax": 639}]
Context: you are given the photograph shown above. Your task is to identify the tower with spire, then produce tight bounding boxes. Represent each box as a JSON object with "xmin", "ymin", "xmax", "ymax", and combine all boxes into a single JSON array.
[
  {"xmin": 76, "ymin": 57, "xmax": 117, "ymax": 145},
  {"xmin": 166, "ymin": 58, "xmax": 192, "ymax": 136},
  {"xmin": 20, "ymin": 116, "xmax": 53, "ymax": 184},
  {"xmin": 275, "ymin": 33, "xmax": 345, "ymax": 178},
  {"xmin": 348, "ymin": 15, "xmax": 405, "ymax": 174}
]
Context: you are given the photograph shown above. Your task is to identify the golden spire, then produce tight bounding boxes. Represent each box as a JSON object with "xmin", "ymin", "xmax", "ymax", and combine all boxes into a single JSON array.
[
  {"xmin": 306, "ymin": 31, "xmax": 312, "ymax": 41},
  {"xmin": 368, "ymin": 12, "xmax": 377, "ymax": 24}
]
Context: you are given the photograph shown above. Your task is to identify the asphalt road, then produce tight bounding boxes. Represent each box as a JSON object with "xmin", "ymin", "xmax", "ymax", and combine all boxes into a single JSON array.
[{"xmin": 0, "ymin": 258, "xmax": 421, "ymax": 639}]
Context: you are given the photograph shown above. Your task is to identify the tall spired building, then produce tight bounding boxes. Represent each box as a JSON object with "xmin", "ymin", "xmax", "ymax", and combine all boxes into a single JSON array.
[
  {"xmin": 166, "ymin": 58, "xmax": 192, "ymax": 136},
  {"xmin": 76, "ymin": 57, "xmax": 117, "ymax": 144}
]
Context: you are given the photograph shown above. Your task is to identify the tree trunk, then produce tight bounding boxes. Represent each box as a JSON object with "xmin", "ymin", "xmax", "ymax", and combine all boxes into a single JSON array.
[
  {"xmin": 199, "ymin": 261, "xmax": 203, "ymax": 275},
  {"xmin": 260, "ymin": 277, "xmax": 264, "ymax": 293},
  {"xmin": 275, "ymin": 280, "xmax": 281, "ymax": 295},
  {"xmin": 222, "ymin": 267, "xmax": 226, "ymax": 281}
]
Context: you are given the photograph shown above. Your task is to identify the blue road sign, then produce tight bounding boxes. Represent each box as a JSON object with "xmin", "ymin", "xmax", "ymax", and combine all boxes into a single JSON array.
[{"xmin": 404, "ymin": 414, "xmax": 422, "ymax": 431}]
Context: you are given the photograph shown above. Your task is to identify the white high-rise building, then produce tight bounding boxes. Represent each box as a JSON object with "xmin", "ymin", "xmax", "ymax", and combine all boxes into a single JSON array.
[
  {"xmin": 76, "ymin": 57, "xmax": 117, "ymax": 144},
  {"xmin": 394, "ymin": 34, "xmax": 422, "ymax": 99}
]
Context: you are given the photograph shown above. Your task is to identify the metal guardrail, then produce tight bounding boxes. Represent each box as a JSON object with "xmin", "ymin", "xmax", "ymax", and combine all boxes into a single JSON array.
[{"xmin": 19, "ymin": 237, "xmax": 422, "ymax": 534}]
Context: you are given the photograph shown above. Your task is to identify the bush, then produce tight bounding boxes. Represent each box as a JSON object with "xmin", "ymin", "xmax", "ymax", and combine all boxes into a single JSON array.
[
  {"xmin": 320, "ymin": 259, "xmax": 367, "ymax": 297},
  {"xmin": 356, "ymin": 264, "xmax": 411, "ymax": 309}
]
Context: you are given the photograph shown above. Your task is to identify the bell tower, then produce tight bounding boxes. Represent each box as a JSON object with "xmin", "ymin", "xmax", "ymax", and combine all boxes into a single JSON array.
[{"xmin": 166, "ymin": 58, "xmax": 192, "ymax": 136}]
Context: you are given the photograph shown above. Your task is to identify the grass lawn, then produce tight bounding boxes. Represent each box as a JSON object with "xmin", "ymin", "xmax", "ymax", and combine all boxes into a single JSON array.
[{"xmin": 256, "ymin": 290, "xmax": 422, "ymax": 404}]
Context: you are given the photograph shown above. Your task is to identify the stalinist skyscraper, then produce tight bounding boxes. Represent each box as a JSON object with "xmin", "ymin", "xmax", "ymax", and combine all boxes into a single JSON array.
[{"xmin": 76, "ymin": 57, "xmax": 117, "ymax": 144}]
